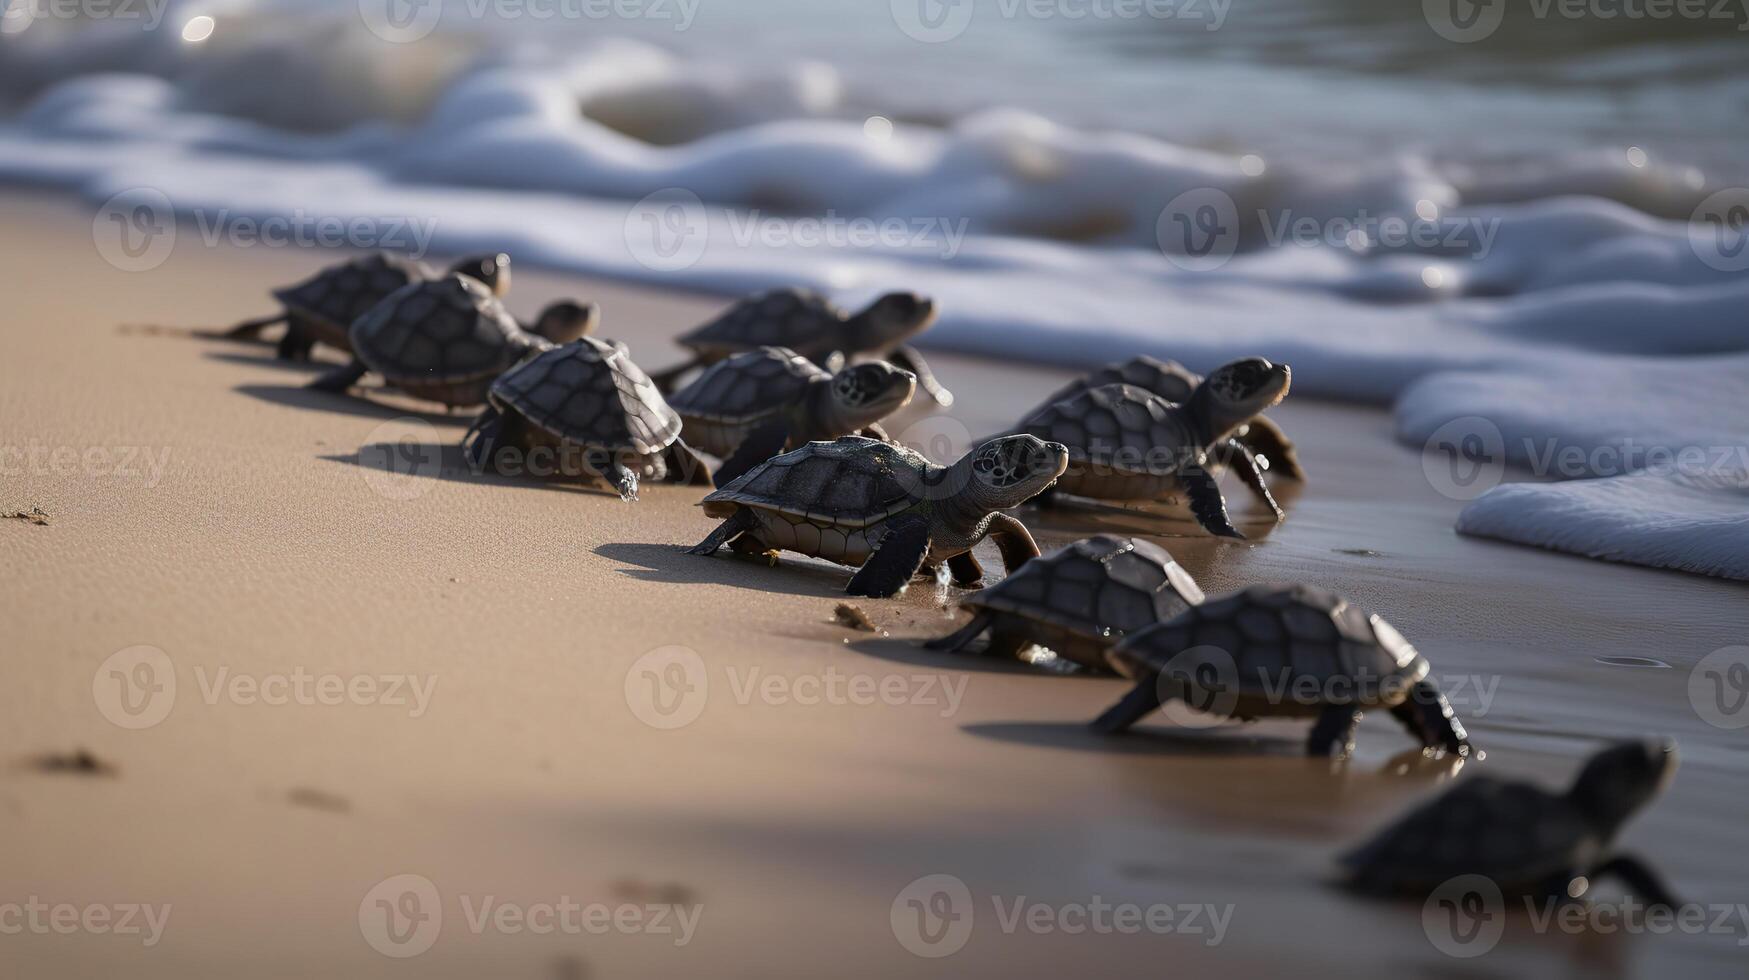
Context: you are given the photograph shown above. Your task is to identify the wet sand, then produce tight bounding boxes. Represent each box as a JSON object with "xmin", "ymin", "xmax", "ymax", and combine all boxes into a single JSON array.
[{"xmin": 2, "ymin": 193, "xmax": 1745, "ymax": 978}]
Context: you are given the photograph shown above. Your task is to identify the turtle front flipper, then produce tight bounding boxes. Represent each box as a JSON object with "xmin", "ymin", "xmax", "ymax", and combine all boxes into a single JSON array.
[
  {"xmin": 1307, "ymin": 706, "xmax": 1363, "ymax": 759},
  {"xmin": 946, "ymin": 551, "xmax": 984, "ymax": 588},
  {"xmin": 1091, "ymin": 682, "xmax": 1165, "ymax": 734},
  {"xmin": 218, "ymin": 312, "xmax": 286, "ymax": 341},
  {"xmin": 1389, "ymin": 680, "xmax": 1471, "ymax": 756},
  {"xmin": 846, "ymin": 515, "xmax": 932, "ymax": 598},
  {"xmin": 1212, "ymin": 438, "xmax": 1284, "ymax": 520},
  {"xmin": 308, "ymin": 359, "xmax": 369, "ymax": 392},
  {"xmin": 1587, "ymin": 855, "xmax": 1681, "ymax": 909},
  {"xmin": 1238, "ymin": 415, "xmax": 1303, "ymax": 481},
  {"xmin": 688, "ymin": 507, "xmax": 759, "ymax": 556},
  {"xmin": 714, "ymin": 420, "xmax": 791, "ymax": 487},
  {"xmin": 1179, "ymin": 463, "xmax": 1244, "ymax": 538},
  {"xmin": 663, "ymin": 439, "xmax": 715, "ymax": 486},
  {"xmin": 648, "ymin": 356, "xmax": 703, "ymax": 393},
  {"xmin": 983, "ymin": 513, "xmax": 1041, "ymax": 574},
  {"xmin": 886, "ymin": 344, "xmax": 953, "ymax": 407}
]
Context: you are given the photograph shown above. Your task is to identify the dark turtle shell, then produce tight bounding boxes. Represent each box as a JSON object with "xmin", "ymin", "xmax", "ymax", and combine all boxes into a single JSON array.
[
  {"xmin": 966, "ymin": 535, "xmax": 1204, "ymax": 642},
  {"xmin": 274, "ymin": 253, "xmax": 434, "ymax": 333},
  {"xmin": 1107, "ymin": 584, "xmax": 1430, "ymax": 709},
  {"xmin": 668, "ymin": 346, "xmax": 827, "ymax": 423},
  {"xmin": 701, "ymin": 436, "xmax": 930, "ymax": 526},
  {"xmin": 677, "ymin": 289, "xmax": 848, "ymax": 357},
  {"xmin": 489, "ymin": 338, "xmax": 683, "ymax": 454},
  {"xmin": 1038, "ymin": 356, "xmax": 1199, "ymax": 411},
  {"xmin": 351, "ymin": 274, "xmax": 542, "ymax": 385},
  {"xmin": 1020, "ymin": 383, "xmax": 1197, "ymax": 476},
  {"xmin": 1339, "ymin": 777, "xmax": 1590, "ymax": 892}
]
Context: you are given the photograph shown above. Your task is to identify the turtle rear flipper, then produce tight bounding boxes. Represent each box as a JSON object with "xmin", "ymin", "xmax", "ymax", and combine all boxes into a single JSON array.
[
  {"xmin": 923, "ymin": 611, "xmax": 994, "ymax": 652},
  {"xmin": 847, "ymin": 515, "xmax": 931, "ymax": 598},
  {"xmin": 886, "ymin": 344, "xmax": 952, "ymax": 407},
  {"xmin": 309, "ymin": 359, "xmax": 369, "ymax": 392},
  {"xmin": 1091, "ymin": 682, "xmax": 1164, "ymax": 734},
  {"xmin": 1307, "ymin": 706, "xmax": 1363, "ymax": 758},
  {"xmin": 664, "ymin": 439, "xmax": 715, "ymax": 486},
  {"xmin": 689, "ymin": 507, "xmax": 759, "ymax": 556},
  {"xmin": 1389, "ymin": 680, "xmax": 1471, "ymax": 756},
  {"xmin": 714, "ymin": 420, "xmax": 790, "ymax": 487},
  {"xmin": 1180, "ymin": 463, "xmax": 1244, "ymax": 538},
  {"xmin": 276, "ymin": 320, "xmax": 316, "ymax": 362},
  {"xmin": 218, "ymin": 312, "xmax": 286, "ymax": 341}
]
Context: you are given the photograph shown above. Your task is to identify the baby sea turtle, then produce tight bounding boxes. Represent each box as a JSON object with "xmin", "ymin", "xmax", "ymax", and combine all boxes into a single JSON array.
[
  {"xmin": 308, "ymin": 273, "xmax": 596, "ymax": 407},
  {"xmin": 1014, "ymin": 358, "xmax": 1291, "ymax": 537},
  {"xmin": 668, "ymin": 346, "xmax": 918, "ymax": 485},
  {"xmin": 650, "ymin": 288, "xmax": 951, "ymax": 406},
  {"xmin": 925, "ymin": 535, "xmax": 1205, "ymax": 670},
  {"xmin": 688, "ymin": 435, "xmax": 1068, "ymax": 597},
  {"xmin": 1038, "ymin": 355, "xmax": 1303, "ymax": 481},
  {"xmin": 463, "ymin": 337, "xmax": 711, "ymax": 499},
  {"xmin": 1093, "ymin": 584, "xmax": 1471, "ymax": 757},
  {"xmin": 1341, "ymin": 740, "xmax": 1679, "ymax": 907},
  {"xmin": 221, "ymin": 252, "xmax": 509, "ymax": 361}
]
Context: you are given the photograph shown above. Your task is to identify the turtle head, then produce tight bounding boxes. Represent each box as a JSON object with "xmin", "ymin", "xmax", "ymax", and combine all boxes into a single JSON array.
[
  {"xmin": 826, "ymin": 362, "xmax": 916, "ymax": 430},
  {"xmin": 532, "ymin": 300, "xmax": 599, "ymax": 344},
  {"xmin": 450, "ymin": 253, "xmax": 513, "ymax": 298},
  {"xmin": 1567, "ymin": 739, "xmax": 1678, "ymax": 838},
  {"xmin": 851, "ymin": 292, "xmax": 937, "ymax": 350},
  {"xmin": 1191, "ymin": 357, "xmax": 1291, "ymax": 442},
  {"xmin": 957, "ymin": 435, "xmax": 1069, "ymax": 511}
]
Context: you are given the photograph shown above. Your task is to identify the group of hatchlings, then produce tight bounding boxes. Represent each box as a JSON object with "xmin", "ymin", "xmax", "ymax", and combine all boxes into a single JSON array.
[{"xmin": 214, "ymin": 251, "xmax": 1684, "ymax": 910}]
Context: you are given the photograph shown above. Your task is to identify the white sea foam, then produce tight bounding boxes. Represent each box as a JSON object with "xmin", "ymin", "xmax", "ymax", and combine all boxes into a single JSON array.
[{"xmin": 3, "ymin": 10, "xmax": 1746, "ymax": 578}]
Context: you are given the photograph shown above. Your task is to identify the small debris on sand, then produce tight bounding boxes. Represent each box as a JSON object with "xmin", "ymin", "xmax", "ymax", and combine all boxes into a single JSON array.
[
  {"xmin": 832, "ymin": 602, "xmax": 876, "ymax": 632},
  {"xmin": 609, "ymin": 878, "xmax": 698, "ymax": 906},
  {"xmin": 30, "ymin": 748, "xmax": 115, "ymax": 776},
  {"xmin": 286, "ymin": 787, "xmax": 352, "ymax": 812},
  {"xmin": 3, "ymin": 507, "xmax": 49, "ymax": 526},
  {"xmin": 1334, "ymin": 548, "xmax": 1382, "ymax": 558},
  {"xmin": 551, "ymin": 954, "xmax": 589, "ymax": 980}
]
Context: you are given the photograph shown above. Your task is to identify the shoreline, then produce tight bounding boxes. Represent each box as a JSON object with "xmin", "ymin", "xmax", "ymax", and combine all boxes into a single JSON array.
[{"xmin": 3, "ymin": 191, "xmax": 1746, "ymax": 978}]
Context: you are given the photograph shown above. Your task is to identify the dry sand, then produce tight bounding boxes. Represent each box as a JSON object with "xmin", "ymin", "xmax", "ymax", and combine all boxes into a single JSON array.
[{"xmin": 2, "ymin": 193, "xmax": 1745, "ymax": 978}]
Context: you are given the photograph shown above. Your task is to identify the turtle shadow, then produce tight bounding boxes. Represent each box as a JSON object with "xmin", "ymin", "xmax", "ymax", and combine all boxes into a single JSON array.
[
  {"xmin": 593, "ymin": 541, "xmax": 850, "ymax": 598},
  {"xmin": 320, "ymin": 444, "xmax": 624, "ymax": 498},
  {"xmin": 1022, "ymin": 496, "xmax": 1287, "ymax": 543},
  {"xmin": 204, "ymin": 349, "xmax": 333, "ymax": 374},
  {"xmin": 963, "ymin": 721, "xmax": 1306, "ymax": 758},
  {"xmin": 236, "ymin": 384, "xmax": 473, "ymax": 426},
  {"xmin": 845, "ymin": 636, "xmax": 1105, "ymax": 678}
]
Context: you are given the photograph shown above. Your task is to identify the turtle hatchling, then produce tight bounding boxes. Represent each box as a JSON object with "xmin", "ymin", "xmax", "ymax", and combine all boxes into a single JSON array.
[
  {"xmin": 688, "ymin": 435, "xmax": 1068, "ymax": 597},
  {"xmin": 219, "ymin": 252, "xmax": 498, "ymax": 361},
  {"xmin": 925, "ymin": 535, "xmax": 1205, "ymax": 670},
  {"xmin": 308, "ymin": 273, "xmax": 596, "ymax": 408},
  {"xmin": 463, "ymin": 337, "xmax": 711, "ymax": 499},
  {"xmin": 668, "ymin": 346, "xmax": 918, "ymax": 485},
  {"xmin": 1092, "ymin": 584, "xmax": 1471, "ymax": 758},
  {"xmin": 1341, "ymin": 739, "xmax": 1679, "ymax": 907},
  {"xmin": 1038, "ymin": 355, "xmax": 1303, "ymax": 482},
  {"xmin": 1014, "ymin": 358, "xmax": 1292, "ymax": 537},
  {"xmin": 650, "ymin": 287, "xmax": 951, "ymax": 406}
]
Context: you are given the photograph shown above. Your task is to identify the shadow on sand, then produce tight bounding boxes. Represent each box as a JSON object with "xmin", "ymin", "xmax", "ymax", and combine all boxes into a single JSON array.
[
  {"xmin": 844, "ymin": 635, "xmax": 1099, "ymax": 678},
  {"xmin": 593, "ymin": 541, "xmax": 852, "ymax": 598},
  {"xmin": 320, "ymin": 442, "xmax": 625, "ymax": 499},
  {"xmin": 964, "ymin": 720, "xmax": 1307, "ymax": 758},
  {"xmin": 238, "ymin": 384, "xmax": 475, "ymax": 426}
]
